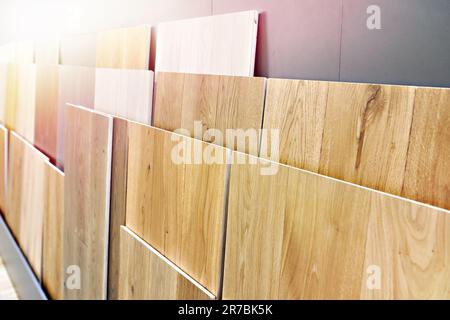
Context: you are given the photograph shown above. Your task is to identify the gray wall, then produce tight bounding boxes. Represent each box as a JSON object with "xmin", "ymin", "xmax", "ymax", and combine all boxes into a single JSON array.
[{"xmin": 0, "ymin": 0, "xmax": 449, "ymax": 87}]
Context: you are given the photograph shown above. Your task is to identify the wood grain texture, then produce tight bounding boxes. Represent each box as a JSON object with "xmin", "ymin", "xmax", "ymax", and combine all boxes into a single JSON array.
[
  {"xmin": 57, "ymin": 66, "xmax": 95, "ymax": 169},
  {"xmin": 125, "ymin": 123, "xmax": 229, "ymax": 296},
  {"xmin": 94, "ymin": 68, "xmax": 153, "ymax": 124},
  {"xmin": 63, "ymin": 104, "xmax": 113, "ymax": 300},
  {"xmin": 154, "ymin": 72, "xmax": 266, "ymax": 155},
  {"xmin": 60, "ymin": 33, "xmax": 96, "ymax": 67},
  {"xmin": 0, "ymin": 125, "xmax": 7, "ymax": 214},
  {"xmin": 118, "ymin": 226, "xmax": 214, "ymax": 300},
  {"xmin": 35, "ymin": 64, "xmax": 59, "ymax": 161},
  {"xmin": 5, "ymin": 63, "xmax": 36, "ymax": 143},
  {"xmin": 402, "ymin": 87, "xmax": 450, "ymax": 210},
  {"xmin": 96, "ymin": 25, "xmax": 151, "ymax": 69},
  {"xmin": 223, "ymin": 155, "xmax": 450, "ymax": 299},
  {"xmin": 42, "ymin": 162, "xmax": 64, "ymax": 300},
  {"xmin": 107, "ymin": 117, "xmax": 129, "ymax": 300},
  {"xmin": 6, "ymin": 132, "xmax": 49, "ymax": 279},
  {"xmin": 35, "ymin": 38, "xmax": 59, "ymax": 64},
  {"xmin": 155, "ymin": 11, "xmax": 258, "ymax": 76}
]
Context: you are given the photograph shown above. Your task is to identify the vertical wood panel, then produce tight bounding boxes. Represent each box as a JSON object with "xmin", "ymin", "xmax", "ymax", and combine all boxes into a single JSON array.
[{"xmin": 0, "ymin": 125, "xmax": 7, "ymax": 214}]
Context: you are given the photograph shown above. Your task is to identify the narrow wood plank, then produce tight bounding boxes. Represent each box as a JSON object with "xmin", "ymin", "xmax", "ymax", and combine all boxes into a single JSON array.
[
  {"xmin": 119, "ymin": 226, "xmax": 214, "ymax": 300},
  {"xmin": 154, "ymin": 72, "xmax": 266, "ymax": 155},
  {"xmin": 6, "ymin": 132, "xmax": 49, "ymax": 279},
  {"xmin": 60, "ymin": 33, "xmax": 96, "ymax": 67},
  {"xmin": 63, "ymin": 104, "xmax": 112, "ymax": 300},
  {"xmin": 57, "ymin": 66, "xmax": 95, "ymax": 169},
  {"xmin": 94, "ymin": 68, "xmax": 153, "ymax": 124},
  {"xmin": 35, "ymin": 64, "xmax": 59, "ymax": 161},
  {"xmin": 35, "ymin": 38, "xmax": 59, "ymax": 65},
  {"xmin": 107, "ymin": 117, "xmax": 129, "ymax": 300},
  {"xmin": 155, "ymin": 11, "xmax": 258, "ymax": 76},
  {"xmin": 402, "ymin": 87, "xmax": 450, "ymax": 210},
  {"xmin": 0, "ymin": 125, "xmax": 7, "ymax": 214},
  {"xmin": 96, "ymin": 25, "xmax": 151, "ymax": 69},
  {"xmin": 0, "ymin": 63, "xmax": 7, "ymax": 123},
  {"xmin": 125, "ymin": 124, "xmax": 229, "ymax": 296},
  {"xmin": 223, "ymin": 155, "xmax": 450, "ymax": 299},
  {"xmin": 42, "ymin": 162, "xmax": 64, "ymax": 300}
]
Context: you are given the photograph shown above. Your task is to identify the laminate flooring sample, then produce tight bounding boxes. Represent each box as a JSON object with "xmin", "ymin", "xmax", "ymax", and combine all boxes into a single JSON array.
[
  {"xmin": 118, "ymin": 226, "xmax": 214, "ymax": 300},
  {"xmin": 57, "ymin": 66, "xmax": 95, "ymax": 169},
  {"xmin": 154, "ymin": 72, "xmax": 266, "ymax": 155},
  {"xmin": 223, "ymin": 155, "xmax": 450, "ymax": 299},
  {"xmin": 96, "ymin": 25, "xmax": 151, "ymax": 69},
  {"xmin": 0, "ymin": 125, "xmax": 7, "ymax": 214},
  {"xmin": 6, "ymin": 132, "xmax": 49, "ymax": 279},
  {"xmin": 60, "ymin": 33, "xmax": 96, "ymax": 67},
  {"xmin": 126, "ymin": 124, "xmax": 229, "ymax": 296},
  {"xmin": 402, "ymin": 87, "xmax": 450, "ymax": 210},
  {"xmin": 155, "ymin": 11, "xmax": 258, "ymax": 76},
  {"xmin": 94, "ymin": 68, "xmax": 153, "ymax": 124},
  {"xmin": 35, "ymin": 64, "xmax": 59, "ymax": 161},
  {"xmin": 63, "ymin": 104, "xmax": 113, "ymax": 300},
  {"xmin": 42, "ymin": 162, "xmax": 64, "ymax": 300}
]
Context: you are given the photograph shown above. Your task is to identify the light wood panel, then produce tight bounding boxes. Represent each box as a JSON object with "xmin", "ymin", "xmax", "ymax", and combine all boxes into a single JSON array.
[
  {"xmin": 402, "ymin": 87, "xmax": 450, "ymax": 210},
  {"xmin": 125, "ymin": 123, "xmax": 229, "ymax": 296},
  {"xmin": 35, "ymin": 38, "xmax": 59, "ymax": 65},
  {"xmin": 6, "ymin": 132, "xmax": 49, "ymax": 279},
  {"xmin": 155, "ymin": 11, "xmax": 258, "ymax": 76},
  {"xmin": 223, "ymin": 155, "xmax": 450, "ymax": 299},
  {"xmin": 94, "ymin": 68, "xmax": 153, "ymax": 124},
  {"xmin": 57, "ymin": 65, "xmax": 95, "ymax": 169},
  {"xmin": 96, "ymin": 25, "xmax": 151, "ymax": 69},
  {"xmin": 0, "ymin": 125, "xmax": 7, "ymax": 214},
  {"xmin": 42, "ymin": 162, "xmax": 64, "ymax": 300},
  {"xmin": 118, "ymin": 226, "xmax": 214, "ymax": 300},
  {"xmin": 63, "ymin": 104, "xmax": 113, "ymax": 300},
  {"xmin": 60, "ymin": 33, "xmax": 96, "ymax": 67},
  {"xmin": 35, "ymin": 64, "xmax": 59, "ymax": 161},
  {"xmin": 154, "ymin": 72, "xmax": 266, "ymax": 155},
  {"xmin": 14, "ymin": 41, "xmax": 34, "ymax": 64},
  {"xmin": 0, "ymin": 63, "xmax": 7, "ymax": 123}
]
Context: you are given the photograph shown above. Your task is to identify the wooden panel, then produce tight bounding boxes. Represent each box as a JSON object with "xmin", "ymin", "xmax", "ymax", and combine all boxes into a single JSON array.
[
  {"xmin": 154, "ymin": 72, "xmax": 266, "ymax": 155},
  {"xmin": 35, "ymin": 38, "xmax": 59, "ymax": 65},
  {"xmin": 6, "ymin": 132, "xmax": 49, "ymax": 279},
  {"xmin": 5, "ymin": 64, "xmax": 36, "ymax": 143},
  {"xmin": 63, "ymin": 104, "xmax": 113, "ymax": 300},
  {"xmin": 155, "ymin": 11, "xmax": 258, "ymax": 76},
  {"xmin": 0, "ymin": 63, "xmax": 7, "ymax": 123},
  {"xmin": 57, "ymin": 65, "xmax": 95, "ymax": 169},
  {"xmin": 126, "ymin": 124, "xmax": 228, "ymax": 295},
  {"xmin": 118, "ymin": 226, "xmax": 214, "ymax": 300},
  {"xmin": 0, "ymin": 125, "xmax": 7, "ymax": 214},
  {"xmin": 223, "ymin": 155, "xmax": 450, "ymax": 299},
  {"xmin": 96, "ymin": 25, "xmax": 151, "ymax": 69},
  {"xmin": 94, "ymin": 68, "xmax": 153, "ymax": 124},
  {"xmin": 42, "ymin": 162, "xmax": 64, "ymax": 300},
  {"xmin": 107, "ymin": 117, "xmax": 129, "ymax": 300},
  {"xmin": 60, "ymin": 33, "xmax": 96, "ymax": 67},
  {"xmin": 35, "ymin": 64, "xmax": 59, "ymax": 161},
  {"xmin": 402, "ymin": 87, "xmax": 450, "ymax": 210}
]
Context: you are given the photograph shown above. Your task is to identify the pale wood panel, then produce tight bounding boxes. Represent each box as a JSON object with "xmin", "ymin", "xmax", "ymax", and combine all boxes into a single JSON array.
[
  {"xmin": 96, "ymin": 25, "xmax": 151, "ymax": 69},
  {"xmin": 154, "ymin": 72, "xmax": 266, "ymax": 155},
  {"xmin": 94, "ymin": 68, "xmax": 153, "ymax": 124},
  {"xmin": 63, "ymin": 104, "xmax": 113, "ymax": 300},
  {"xmin": 155, "ymin": 11, "xmax": 258, "ymax": 76},
  {"xmin": 14, "ymin": 41, "xmax": 34, "ymax": 64},
  {"xmin": 125, "ymin": 123, "xmax": 228, "ymax": 295},
  {"xmin": 118, "ymin": 226, "xmax": 214, "ymax": 300},
  {"xmin": 0, "ymin": 64, "xmax": 7, "ymax": 123},
  {"xmin": 223, "ymin": 155, "xmax": 450, "ymax": 299},
  {"xmin": 60, "ymin": 33, "xmax": 96, "ymax": 67},
  {"xmin": 107, "ymin": 117, "xmax": 129, "ymax": 300},
  {"xmin": 57, "ymin": 66, "xmax": 95, "ymax": 169},
  {"xmin": 6, "ymin": 132, "xmax": 49, "ymax": 279},
  {"xmin": 0, "ymin": 125, "xmax": 7, "ymax": 214},
  {"xmin": 42, "ymin": 163, "xmax": 64, "ymax": 300},
  {"xmin": 35, "ymin": 38, "xmax": 59, "ymax": 65},
  {"xmin": 35, "ymin": 64, "xmax": 59, "ymax": 161},
  {"xmin": 402, "ymin": 87, "xmax": 450, "ymax": 210}
]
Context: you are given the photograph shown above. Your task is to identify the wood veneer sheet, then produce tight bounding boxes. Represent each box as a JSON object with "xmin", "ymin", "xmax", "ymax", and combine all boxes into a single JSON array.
[
  {"xmin": 155, "ymin": 11, "xmax": 258, "ymax": 76},
  {"xmin": 63, "ymin": 104, "xmax": 113, "ymax": 300},
  {"xmin": 0, "ymin": 125, "xmax": 7, "ymax": 214},
  {"xmin": 223, "ymin": 154, "xmax": 450, "ymax": 299},
  {"xmin": 125, "ymin": 123, "xmax": 229, "ymax": 296},
  {"xmin": 94, "ymin": 68, "xmax": 153, "ymax": 124},
  {"xmin": 119, "ymin": 226, "xmax": 214, "ymax": 300},
  {"xmin": 154, "ymin": 72, "xmax": 266, "ymax": 155},
  {"xmin": 0, "ymin": 64, "xmax": 7, "ymax": 123},
  {"xmin": 96, "ymin": 25, "xmax": 151, "ymax": 69}
]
